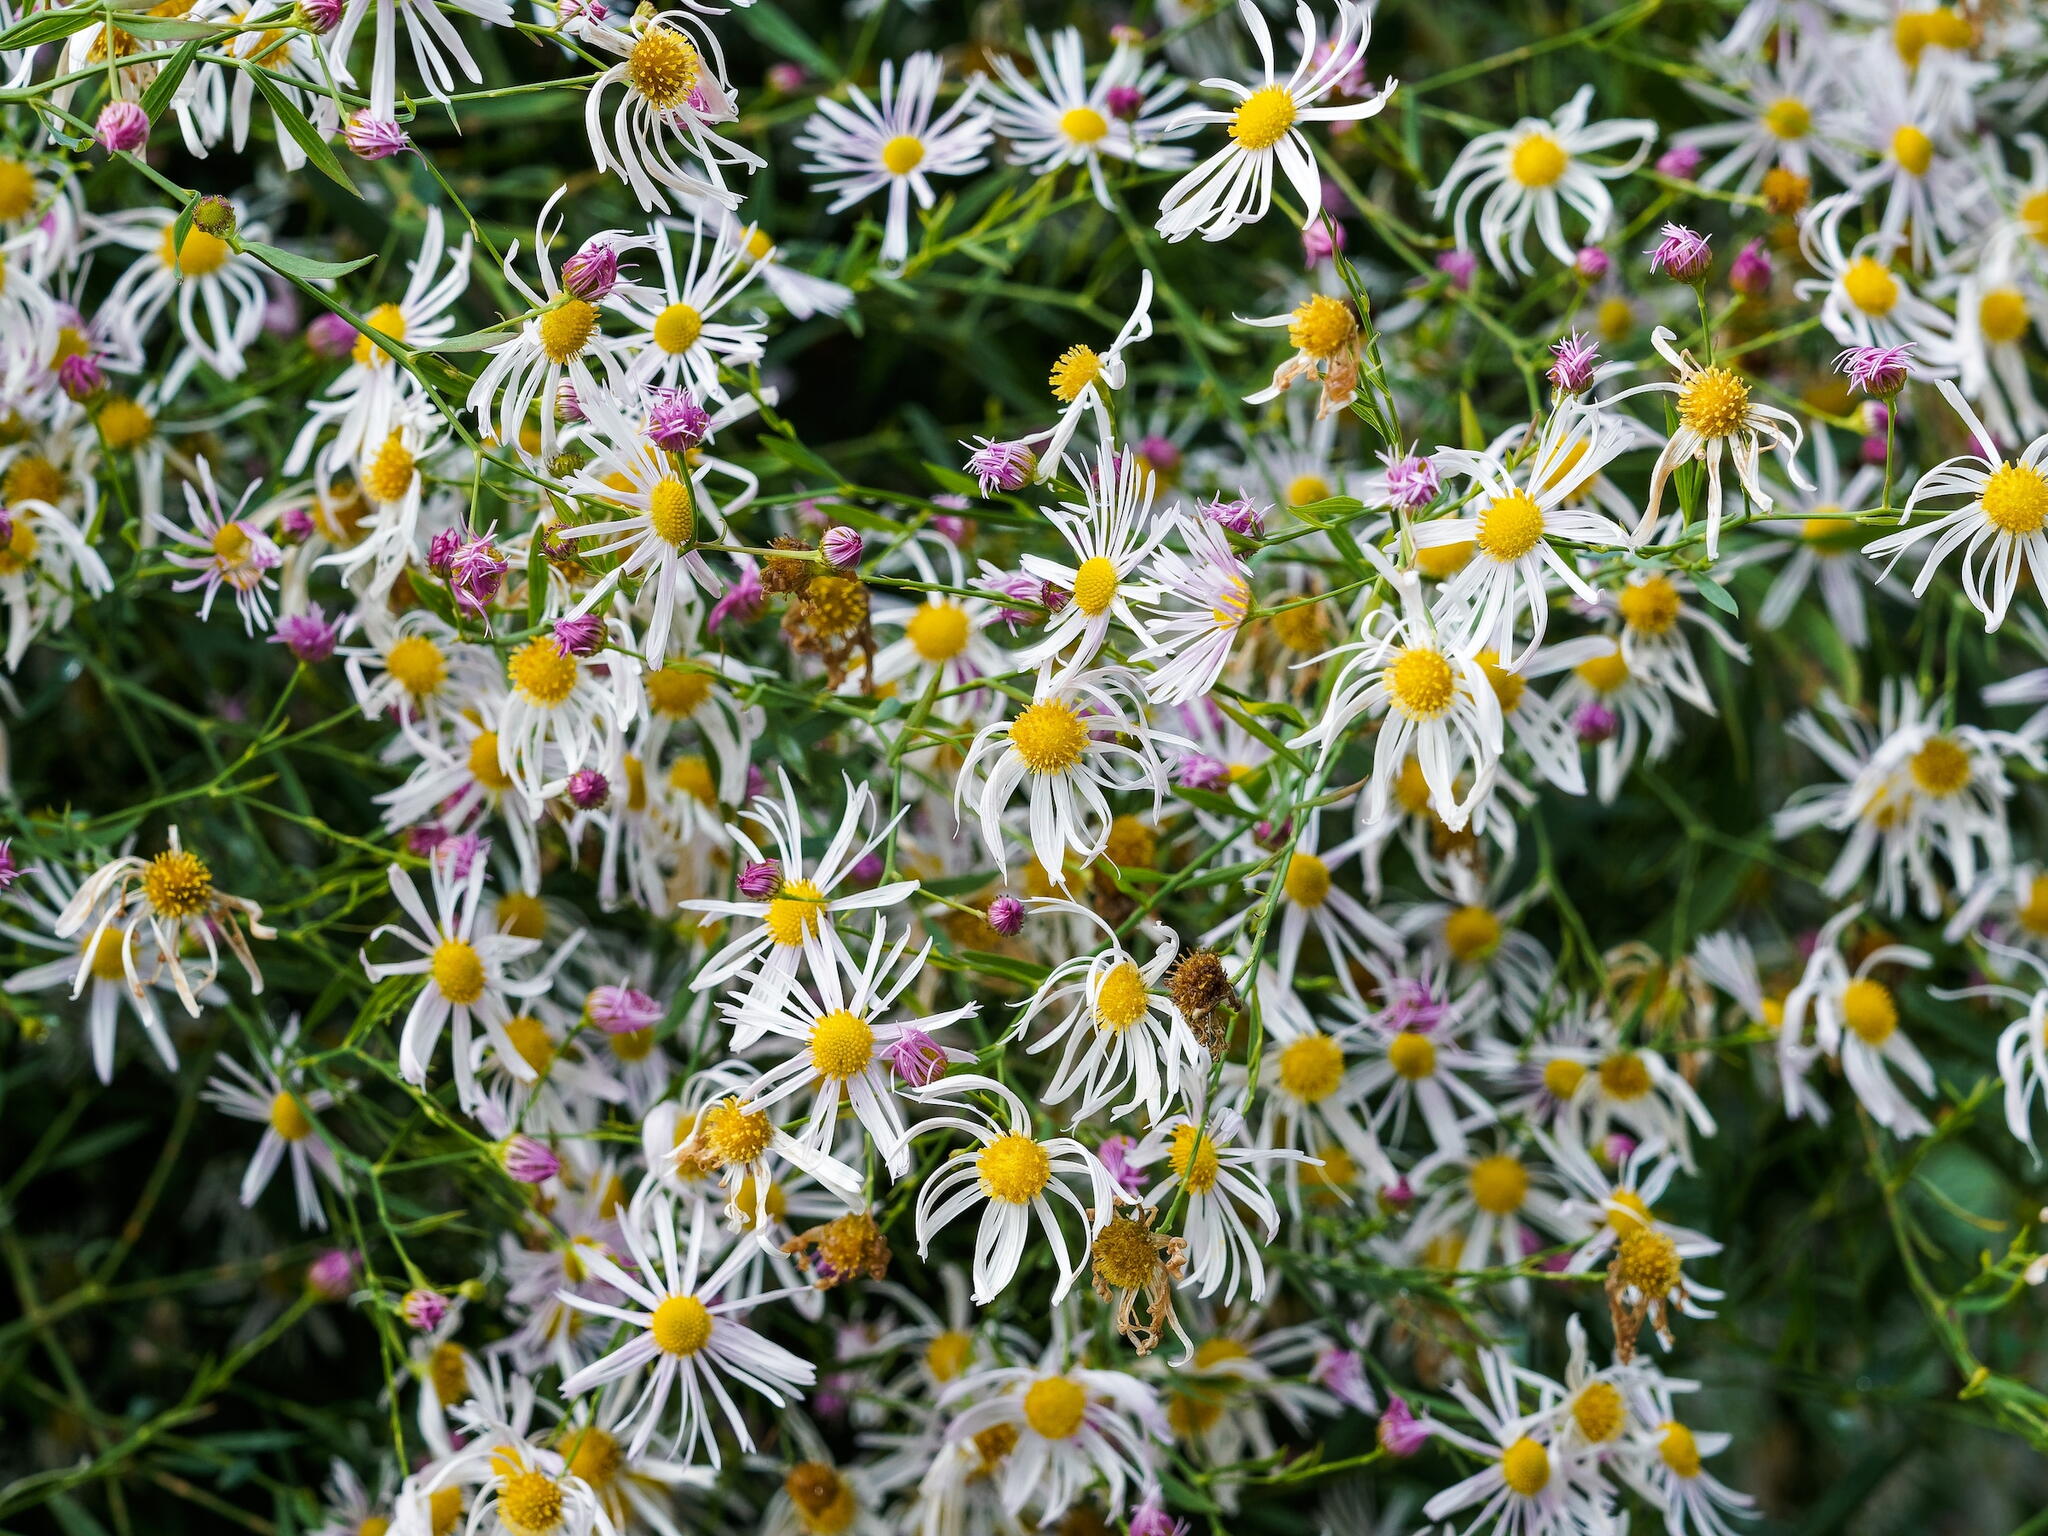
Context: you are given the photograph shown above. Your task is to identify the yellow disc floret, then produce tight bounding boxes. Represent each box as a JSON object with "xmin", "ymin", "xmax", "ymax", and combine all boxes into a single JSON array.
[{"xmin": 1230, "ymin": 85, "xmax": 1296, "ymax": 150}]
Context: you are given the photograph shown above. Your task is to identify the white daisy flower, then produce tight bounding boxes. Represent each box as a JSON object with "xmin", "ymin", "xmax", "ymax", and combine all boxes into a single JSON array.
[
  {"xmin": 0, "ymin": 495, "xmax": 115, "ymax": 671},
  {"xmin": 1794, "ymin": 192, "xmax": 1955, "ymax": 362},
  {"xmin": 1671, "ymin": 33, "xmax": 1856, "ymax": 194},
  {"xmin": 1614, "ymin": 1378, "xmax": 1755, "ymax": 1536},
  {"xmin": 1540, "ymin": 1132, "xmax": 1722, "ymax": 1284},
  {"xmin": 1036, "ymin": 271, "xmax": 1155, "ymax": 468},
  {"xmin": 1537, "ymin": 635, "xmax": 1678, "ymax": 802},
  {"xmin": 1941, "ymin": 245, "xmax": 2047, "ymax": 447},
  {"xmin": 1930, "ymin": 941, "xmax": 2048, "ymax": 1155},
  {"xmin": 1432, "ymin": 84, "xmax": 1654, "ymax": 277},
  {"xmin": 1018, "ymin": 436, "xmax": 1172, "ymax": 679},
  {"xmin": 583, "ymin": 9, "xmax": 761, "ymax": 213},
  {"xmin": 1131, "ymin": 509, "xmax": 1255, "ymax": 705},
  {"xmin": 1747, "ymin": 425, "xmax": 1887, "ymax": 648},
  {"xmin": 90, "ymin": 204, "xmax": 272, "ymax": 383},
  {"xmin": 1245, "ymin": 1004, "xmax": 1396, "ymax": 1215},
  {"xmin": 1155, "ymin": 0, "xmax": 1394, "ymax": 245},
  {"xmin": 1419, "ymin": 1348, "xmax": 1615, "ymax": 1536},
  {"xmin": 793, "ymin": 51, "xmax": 993, "ymax": 268},
  {"xmin": 1784, "ymin": 903, "xmax": 1936, "ymax": 1136},
  {"xmin": 1133, "ymin": 1101, "xmax": 1300, "ymax": 1303},
  {"xmin": 201, "ymin": 1016, "xmax": 346, "ymax": 1230},
  {"xmin": 607, "ymin": 212, "xmax": 766, "ymax": 403},
  {"xmin": 145, "ymin": 455, "xmax": 282, "ymax": 636},
  {"xmin": 323, "ymin": 0, "xmax": 513, "ymax": 121}
]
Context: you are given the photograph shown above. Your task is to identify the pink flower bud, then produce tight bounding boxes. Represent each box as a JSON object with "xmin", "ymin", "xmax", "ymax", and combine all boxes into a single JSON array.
[
  {"xmin": 1378, "ymin": 1395, "xmax": 1430, "ymax": 1457},
  {"xmin": 343, "ymin": 112, "xmax": 407, "ymax": 161},
  {"xmin": 551, "ymin": 613, "xmax": 605, "ymax": 657},
  {"xmin": 96, "ymin": 100, "xmax": 149, "ymax": 154},
  {"xmin": 1573, "ymin": 246, "xmax": 1610, "ymax": 282},
  {"xmin": 1575, "ymin": 701, "xmax": 1619, "ymax": 744},
  {"xmin": 1729, "ymin": 238, "xmax": 1772, "ymax": 297},
  {"xmin": 1436, "ymin": 249, "xmax": 1477, "ymax": 291},
  {"xmin": 502, "ymin": 1135, "xmax": 560, "ymax": 1184},
  {"xmin": 985, "ymin": 894, "xmax": 1025, "ymax": 935},
  {"xmin": 1128, "ymin": 1498, "xmax": 1188, "ymax": 1536},
  {"xmin": 586, "ymin": 984, "xmax": 661, "ymax": 1033},
  {"xmin": 931, "ymin": 513, "xmax": 971, "ymax": 546},
  {"xmin": 561, "ymin": 240, "xmax": 620, "ymax": 301},
  {"xmin": 645, "ymin": 386, "xmax": 711, "ymax": 452},
  {"xmin": 58, "ymin": 353, "xmax": 103, "ymax": 401},
  {"xmin": 566, "ymin": 768, "xmax": 610, "ymax": 810},
  {"xmin": 884, "ymin": 1029, "xmax": 948, "ymax": 1088},
  {"xmin": 820, "ymin": 525, "xmax": 864, "ymax": 567},
  {"xmin": 306, "ymin": 311, "xmax": 357, "ymax": 358},
  {"xmin": 964, "ymin": 437, "xmax": 1037, "ymax": 495},
  {"xmin": 1104, "ymin": 83, "xmax": 1145, "ymax": 120},
  {"xmin": 738, "ymin": 859, "xmax": 782, "ymax": 899},
  {"xmin": 766, "ymin": 62, "xmax": 806, "ymax": 93},
  {"xmin": 295, "ymin": 0, "xmax": 342, "ymax": 31},
  {"xmin": 1647, "ymin": 223, "xmax": 1713, "ymax": 284},
  {"xmin": 1836, "ymin": 343, "xmax": 1914, "ymax": 399},
  {"xmin": 1656, "ymin": 144, "xmax": 1702, "ymax": 178},
  {"xmin": 306, "ymin": 1248, "xmax": 359, "ymax": 1300},
  {"xmin": 401, "ymin": 1288, "xmax": 450, "ymax": 1331},
  {"xmin": 1098, "ymin": 1133, "xmax": 1145, "ymax": 1195},
  {"xmin": 268, "ymin": 605, "xmax": 342, "ymax": 664}
]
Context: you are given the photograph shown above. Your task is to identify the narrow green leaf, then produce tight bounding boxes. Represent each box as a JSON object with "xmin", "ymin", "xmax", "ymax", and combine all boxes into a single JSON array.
[
  {"xmin": 239, "ymin": 240, "xmax": 376, "ymax": 282},
  {"xmin": 140, "ymin": 35, "xmax": 206, "ymax": 122},
  {"xmin": 247, "ymin": 69, "xmax": 356, "ymax": 193}
]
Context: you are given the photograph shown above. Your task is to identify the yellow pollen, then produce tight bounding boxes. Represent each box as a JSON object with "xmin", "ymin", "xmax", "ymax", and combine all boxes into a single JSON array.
[
  {"xmin": 2018, "ymin": 875, "xmax": 2048, "ymax": 936},
  {"xmin": 1598, "ymin": 1051, "xmax": 1653, "ymax": 1101},
  {"xmin": 626, "ymin": 26, "xmax": 701, "ymax": 108},
  {"xmin": 765, "ymin": 878, "xmax": 828, "ymax": 947},
  {"xmin": 2024, "ymin": 189, "xmax": 2048, "ymax": 246},
  {"xmin": 427, "ymin": 1486, "xmax": 463, "ymax": 1536},
  {"xmin": 1072, "ymin": 555, "xmax": 1119, "ymax": 616},
  {"xmin": 1444, "ymin": 904, "xmax": 1503, "ymax": 963},
  {"xmin": 431, "ymin": 939, "xmax": 486, "ymax": 1005},
  {"xmin": 977, "ymin": 1133, "xmax": 1052, "ymax": 1203},
  {"xmin": 495, "ymin": 1469, "xmax": 564, "ymax": 1536},
  {"xmin": 1022, "ymin": 1376, "xmax": 1089, "ymax": 1439},
  {"xmin": 652, "ymin": 302, "xmax": 702, "ymax": 354},
  {"xmin": 880, "ymin": 134, "xmax": 926, "ymax": 174},
  {"xmin": 906, "ymin": 600, "xmax": 970, "ymax": 661},
  {"xmin": 609, "ymin": 1025, "xmax": 656, "ymax": 1062},
  {"xmin": 269, "ymin": 1091, "xmax": 313, "ymax": 1141},
  {"xmin": 1060, "ymin": 105, "xmax": 1109, "ymax": 144},
  {"xmin": 1575, "ymin": 646, "xmax": 1629, "ymax": 693},
  {"xmin": 1676, "ymin": 368, "xmax": 1750, "ymax": 439},
  {"xmin": 649, "ymin": 1293, "xmax": 713, "ymax": 1356},
  {"xmin": 1890, "ymin": 123, "xmax": 1934, "ymax": 176},
  {"xmin": 504, "ymin": 1014, "xmax": 554, "ymax": 1074},
  {"xmin": 1979, "ymin": 288, "xmax": 2029, "ymax": 345},
  {"xmin": 211, "ymin": 522, "xmax": 253, "ymax": 563},
  {"xmin": 645, "ymin": 665, "xmax": 712, "ymax": 716},
  {"xmin": 1545, "ymin": 1057, "xmax": 1588, "ymax": 1098},
  {"xmin": 141, "ymin": 849, "xmax": 212, "ymax": 917},
  {"xmin": 1573, "ymin": 1381, "xmax": 1626, "ymax": 1443},
  {"xmin": 1982, "ymin": 463, "xmax": 2048, "ymax": 536},
  {"xmin": 1386, "ymin": 647, "xmax": 1457, "ymax": 721},
  {"xmin": 85, "ymin": 929, "xmax": 129, "ymax": 983},
  {"xmin": 1909, "ymin": 736, "xmax": 1971, "ymax": 796},
  {"xmin": 1286, "ymin": 474, "xmax": 1332, "ymax": 509},
  {"xmin": 1476, "ymin": 490, "xmax": 1545, "ymax": 561},
  {"xmin": 1282, "ymin": 852, "xmax": 1331, "ymax": 908},
  {"xmin": 1615, "ymin": 1225, "xmax": 1683, "ymax": 1297},
  {"xmin": 668, "ymin": 754, "xmax": 717, "ymax": 806},
  {"xmin": 469, "ymin": 731, "xmax": 513, "ymax": 791},
  {"xmin": 1659, "ymin": 1421, "xmax": 1702, "ymax": 1479},
  {"xmin": 537, "ymin": 299, "xmax": 598, "ymax": 365},
  {"xmin": 429, "ymin": 1341, "xmax": 469, "ymax": 1406},
  {"xmin": 1094, "ymin": 960, "xmax": 1149, "ymax": 1032},
  {"xmin": 1168, "ymin": 1122, "xmax": 1221, "ymax": 1193},
  {"xmin": 1842, "ymin": 256, "xmax": 1899, "ymax": 317},
  {"xmin": 972, "ymin": 1422, "xmax": 1019, "ymax": 1470},
  {"xmin": 925, "ymin": 1330, "xmax": 972, "ymax": 1381},
  {"xmin": 96, "ymin": 397, "xmax": 154, "ymax": 449},
  {"xmin": 809, "ymin": 1008, "xmax": 874, "ymax": 1080},
  {"xmin": 1414, "ymin": 538, "xmax": 1475, "ymax": 578},
  {"xmin": 1500, "ymin": 1437, "xmax": 1550, "ymax": 1497},
  {"xmin": 510, "ymin": 637, "xmax": 579, "ymax": 706},
  {"xmin": 1288, "ymin": 294, "xmax": 1357, "ymax": 359},
  {"xmin": 1607, "ymin": 1188, "xmax": 1653, "ymax": 1233},
  {"xmin": 1049, "ymin": 344, "xmax": 1103, "ymax": 403},
  {"xmin": 1009, "ymin": 699, "xmax": 1089, "ymax": 774},
  {"xmin": 744, "ymin": 227, "xmax": 774, "ymax": 261},
  {"xmin": 1469, "ymin": 1153, "xmax": 1528, "ymax": 1214},
  {"xmin": 1278, "ymin": 1031, "xmax": 1344, "ymax": 1102},
  {"xmin": 1092, "ymin": 1216, "xmax": 1162, "ymax": 1289},
  {"xmin": 563, "ymin": 1427, "xmax": 621, "ymax": 1489},
  {"xmin": 361, "ymin": 432, "xmax": 415, "ymax": 505},
  {"xmin": 802, "ymin": 575, "xmax": 868, "ymax": 637},
  {"xmin": 1229, "ymin": 85, "xmax": 1297, "ymax": 151},
  {"xmin": 701, "ymin": 1097, "xmax": 774, "ymax": 1165},
  {"xmin": 353, "ymin": 301, "xmax": 408, "ymax": 368},
  {"xmin": 1841, "ymin": 976, "xmax": 1898, "ymax": 1044},
  {"xmin": 0, "ymin": 160, "xmax": 34, "ymax": 222},
  {"xmin": 1762, "ymin": 96, "xmax": 1811, "ymax": 139},
  {"xmin": 160, "ymin": 221, "xmax": 232, "ymax": 277},
  {"xmin": 1472, "ymin": 649, "xmax": 1524, "ymax": 713},
  {"xmin": 648, "ymin": 475, "xmax": 695, "ymax": 546},
  {"xmin": 1387, "ymin": 1030, "xmax": 1436, "ymax": 1080},
  {"xmin": 1510, "ymin": 133, "xmax": 1568, "ymax": 188},
  {"xmin": 1620, "ymin": 574, "xmax": 1683, "ymax": 636}
]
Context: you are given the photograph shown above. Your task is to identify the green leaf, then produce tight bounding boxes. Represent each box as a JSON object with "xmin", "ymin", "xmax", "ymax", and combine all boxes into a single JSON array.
[
  {"xmin": 733, "ymin": 1, "xmax": 836, "ymax": 77},
  {"xmin": 110, "ymin": 14, "xmax": 224, "ymax": 38},
  {"xmin": 239, "ymin": 240, "xmax": 375, "ymax": 283},
  {"xmin": 140, "ymin": 35, "xmax": 207, "ymax": 122},
  {"xmin": 411, "ymin": 571, "xmax": 459, "ymax": 627},
  {"xmin": 759, "ymin": 432, "xmax": 841, "ymax": 487},
  {"xmin": 47, "ymin": 1494, "xmax": 113, "ymax": 1536},
  {"xmin": 1692, "ymin": 570, "xmax": 1739, "ymax": 616},
  {"xmin": 1459, "ymin": 390, "xmax": 1485, "ymax": 450},
  {"xmin": 923, "ymin": 460, "xmax": 979, "ymax": 497},
  {"xmin": 247, "ymin": 69, "xmax": 356, "ymax": 193},
  {"xmin": 0, "ymin": 6, "xmax": 95, "ymax": 47},
  {"xmin": 527, "ymin": 528, "xmax": 550, "ymax": 629}
]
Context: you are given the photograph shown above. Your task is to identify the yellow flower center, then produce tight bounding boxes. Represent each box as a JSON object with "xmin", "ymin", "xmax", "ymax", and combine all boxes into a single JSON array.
[
  {"xmin": 1597, "ymin": 295, "xmax": 1634, "ymax": 341},
  {"xmin": 85, "ymin": 929, "xmax": 129, "ymax": 983},
  {"xmin": 160, "ymin": 221, "xmax": 232, "ymax": 277},
  {"xmin": 1573, "ymin": 1381, "xmax": 1625, "ymax": 1443},
  {"xmin": 1598, "ymin": 1051, "xmax": 1652, "ymax": 1101},
  {"xmin": 2023, "ymin": 189, "xmax": 2048, "ymax": 246},
  {"xmin": 809, "ymin": 1008, "xmax": 874, "ymax": 1080},
  {"xmin": 96, "ymin": 397, "xmax": 155, "ymax": 449},
  {"xmin": 650, "ymin": 1293, "xmax": 713, "ymax": 1355},
  {"xmin": 269, "ymin": 1091, "xmax": 313, "ymax": 1141},
  {"xmin": 1071, "ymin": 554, "xmax": 1120, "ymax": 617},
  {"xmin": 0, "ymin": 159, "xmax": 34, "ymax": 222},
  {"xmin": 627, "ymin": 27, "xmax": 700, "ymax": 108},
  {"xmin": 212, "ymin": 521, "xmax": 253, "ymax": 563},
  {"xmin": 1841, "ymin": 976, "xmax": 1897, "ymax": 1044},
  {"xmin": 1909, "ymin": 736, "xmax": 1971, "ymax": 796},
  {"xmin": 652, "ymin": 302, "xmax": 702, "ymax": 354},
  {"xmin": 469, "ymin": 732, "xmax": 513, "ymax": 791},
  {"xmin": 494, "ymin": 893, "xmax": 544, "ymax": 940},
  {"xmin": 504, "ymin": 1014, "xmax": 554, "ymax": 1074},
  {"xmin": 1387, "ymin": 1030, "xmax": 1436, "ymax": 1080},
  {"xmin": 1385, "ymin": 647, "xmax": 1457, "ymax": 721},
  {"xmin": 1094, "ymin": 960, "xmax": 1150, "ymax": 1032},
  {"xmin": 1619, "ymin": 574, "xmax": 1683, "ymax": 635},
  {"xmin": 563, "ymin": 1428, "xmax": 622, "ymax": 1489},
  {"xmin": 427, "ymin": 1486, "xmax": 463, "ymax": 1536},
  {"xmin": 666, "ymin": 753, "xmax": 714, "ymax": 807},
  {"xmin": 509, "ymin": 637, "xmax": 579, "ymax": 706},
  {"xmin": 765, "ymin": 877, "xmax": 828, "ymax": 947},
  {"xmin": 925, "ymin": 1330, "xmax": 972, "ymax": 1381},
  {"xmin": 880, "ymin": 134, "xmax": 925, "ymax": 174},
  {"xmin": 977, "ymin": 1133, "xmax": 1052, "ymax": 1203},
  {"xmin": 1444, "ymin": 904, "xmax": 1503, "ymax": 963},
  {"xmin": 1476, "ymin": 490, "xmax": 1545, "ymax": 561},
  {"xmin": 647, "ymin": 474, "xmax": 695, "ymax": 546},
  {"xmin": 537, "ymin": 299, "xmax": 598, "ymax": 365},
  {"xmin": 431, "ymin": 939, "xmax": 486, "ymax": 1005},
  {"xmin": 1278, "ymin": 1031, "xmax": 1344, "ymax": 1102},
  {"xmin": 1979, "ymin": 287, "xmax": 2029, "ymax": 345},
  {"xmin": 1168, "ymin": 1122, "xmax": 1221, "ymax": 1193},
  {"xmin": 1287, "ymin": 294, "xmax": 1356, "ymax": 359},
  {"xmin": 1009, "ymin": 699, "xmax": 1089, "ymax": 774},
  {"xmin": 2018, "ymin": 875, "xmax": 2048, "ymax": 936},
  {"xmin": 495, "ymin": 1469, "xmax": 564, "ymax": 1536},
  {"xmin": 1022, "ymin": 1375, "xmax": 1088, "ymax": 1440},
  {"xmin": 1500, "ymin": 1437, "xmax": 1550, "ymax": 1497},
  {"xmin": 701, "ymin": 1097, "xmax": 774, "ymax": 1165},
  {"xmin": 1469, "ymin": 1153, "xmax": 1528, "ymax": 1214},
  {"xmin": 141, "ymin": 849, "xmax": 212, "ymax": 917},
  {"xmin": 1414, "ymin": 538, "xmax": 1474, "ymax": 578},
  {"xmin": 1676, "ymin": 368, "xmax": 1749, "ymax": 439},
  {"xmin": 1659, "ymin": 1421, "xmax": 1702, "ymax": 1479},
  {"xmin": 1286, "ymin": 474, "xmax": 1332, "ymax": 508},
  {"xmin": 785, "ymin": 1463, "xmax": 856, "ymax": 1535},
  {"xmin": 1510, "ymin": 133, "xmax": 1568, "ymax": 188},
  {"xmin": 1575, "ymin": 646, "xmax": 1629, "ymax": 693},
  {"xmin": 1544, "ymin": 1057, "xmax": 1588, "ymax": 1098},
  {"xmin": 1842, "ymin": 256, "xmax": 1899, "ymax": 317},
  {"xmin": 1049, "ymin": 343, "xmax": 1103, "ymax": 403},
  {"xmin": 1060, "ymin": 105, "xmax": 1109, "ymax": 144},
  {"xmin": 1607, "ymin": 1188, "xmax": 1653, "ymax": 1233},
  {"xmin": 1982, "ymin": 463, "xmax": 2048, "ymax": 536},
  {"xmin": 361, "ymin": 432, "xmax": 416, "ymax": 505},
  {"xmin": 1282, "ymin": 851, "xmax": 1331, "ymax": 907},
  {"xmin": 353, "ymin": 301, "xmax": 408, "ymax": 368},
  {"xmin": 1230, "ymin": 85, "xmax": 1297, "ymax": 151},
  {"xmin": 645, "ymin": 665, "xmax": 712, "ymax": 716},
  {"xmin": 906, "ymin": 600, "xmax": 970, "ymax": 661},
  {"xmin": 1890, "ymin": 123, "xmax": 1934, "ymax": 176},
  {"xmin": 1762, "ymin": 96, "xmax": 1811, "ymax": 139}
]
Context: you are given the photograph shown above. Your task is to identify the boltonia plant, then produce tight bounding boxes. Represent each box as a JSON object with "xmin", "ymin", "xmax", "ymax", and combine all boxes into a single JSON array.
[{"xmin": 10, "ymin": 1, "xmax": 2048, "ymax": 1533}]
